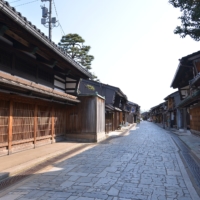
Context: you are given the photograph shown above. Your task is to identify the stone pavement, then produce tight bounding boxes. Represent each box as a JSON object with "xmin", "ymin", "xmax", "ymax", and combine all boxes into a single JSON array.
[
  {"xmin": 0, "ymin": 124, "xmax": 135, "ymax": 182},
  {"xmin": 171, "ymin": 131, "xmax": 200, "ymax": 162},
  {"xmin": 0, "ymin": 142, "xmax": 89, "ymax": 181},
  {"xmin": 155, "ymin": 122, "xmax": 200, "ymax": 162},
  {"xmin": 0, "ymin": 121, "xmax": 200, "ymax": 200}
]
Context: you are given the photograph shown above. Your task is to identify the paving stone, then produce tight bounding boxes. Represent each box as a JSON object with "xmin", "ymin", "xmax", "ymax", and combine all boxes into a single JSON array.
[
  {"xmin": 107, "ymin": 187, "xmax": 119, "ymax": 196},
  {"xmin": 69, "ymin": 176, "xmax": 80, "ymax": 181},
  {"xmin": 60, "ymin": 180, "xmax": 75, "ymax": 188},
  {"xmin": 82, "ymin": 192, "xmax": 108, "ymax": 199},
  {"xmin": 0, "ymin": 194, "xmax": 24, "ymax": 200},
  {"xmin": 76, "ymin": 197, "xmax": 94, "ymax": 200},
  {"xmin": 118, "ymin": 191, "xmax": 134, "ymax": 199},
  {"xmin": 77, "ymin": 177, "xmax": 93, "ymax": 183},
  {"xmin": 51, "ymin": 193, "xmax": 71, "ymax": 199}
]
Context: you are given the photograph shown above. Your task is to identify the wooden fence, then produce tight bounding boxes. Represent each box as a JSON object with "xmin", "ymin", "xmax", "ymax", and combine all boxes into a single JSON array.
[{"xmin": 0, "ymin": 93, "xmax": 68, "ymax": 156}]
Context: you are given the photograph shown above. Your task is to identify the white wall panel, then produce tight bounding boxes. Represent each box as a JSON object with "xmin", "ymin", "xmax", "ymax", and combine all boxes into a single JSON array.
[
  {"xmin": 54, "ymin": 79, "xmax": 65, "ymax": 89},
  {"xmin": 66, "ymin": 83, "xmax": 76, "ymax": 88}
]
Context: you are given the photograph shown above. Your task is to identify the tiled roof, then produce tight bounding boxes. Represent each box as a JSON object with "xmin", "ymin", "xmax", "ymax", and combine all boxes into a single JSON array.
[
  {"xmin": 0, "ymin": 0, "xmax": 92, "ymax": 78},
  {"xmin": 180, "ymin": 50, "xmax": 200, "ymax": 62},
  {"xmin": 0, "ymin": 71, "xmax": 80, "ymax": 103}
]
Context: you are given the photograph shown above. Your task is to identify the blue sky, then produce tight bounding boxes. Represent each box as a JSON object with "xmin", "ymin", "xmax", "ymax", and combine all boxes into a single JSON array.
[{"xmin": 6, "ymin": 0, "xmax": 200, "ymax": 111}]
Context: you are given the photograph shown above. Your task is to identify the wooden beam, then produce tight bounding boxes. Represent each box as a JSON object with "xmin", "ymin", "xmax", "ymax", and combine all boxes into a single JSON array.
[
  {"xmin": 14, "ymin": 43, "xmax": 39, "ymax": 54},
  {"xmin": 8, "ymin": 100, "xmax": 13, "ymax": 155},
  {"xmin": 37, "ymin": 49, "xmax": 52, "ymax": 61},
  {"xmin": 34, "ymin": 104, "xmax": 37, "ymax": 148},
  {"xmin": 6, "ymin": 30, "xmax": 29, "ymax": 47},
  {"xmin": 181, "ymin": 64, "xmax": 193, "ymax": 68},
  {"xmin": 0, "ymin": 25, "xmax": 8, "ymax": 36},
  {"xmin": 51, "ymin": 107, "xmax": 55, "ymax": 143},
  {"xmin": 39, "ymin": 60, "xmax": 58, "ymax": 69}
]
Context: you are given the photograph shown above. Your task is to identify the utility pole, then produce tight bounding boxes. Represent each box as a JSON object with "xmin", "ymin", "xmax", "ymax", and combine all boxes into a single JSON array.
[
  {"xmin": 48, "ymin": 0, "xmax": 52, "ymax": 40},
  {"xmin": 41, "ymin": 0, "xmax": 58, "ymax": 40}
]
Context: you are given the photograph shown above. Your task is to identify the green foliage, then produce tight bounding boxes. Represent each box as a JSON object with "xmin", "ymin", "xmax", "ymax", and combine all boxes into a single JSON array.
[
  {"xmin": 169, "ymin": 0, "xmax": 200, "ymax": 41},
  {"xmin": 85, "ymin": 84, "xmax": 95, "ymax": 91},
  {"xmin": 58, "ymin": 33, "xmax": 94, "ymax": 70},
  {"xmin": 90, "ymin": 72, "xmax": 100, "ymax": 82}
]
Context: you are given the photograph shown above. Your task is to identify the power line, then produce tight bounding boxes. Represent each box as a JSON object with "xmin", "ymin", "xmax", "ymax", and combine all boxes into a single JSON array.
[
  {"xmin": 14, "ymin": 0, "xmax": 39, "ymax": 7},
  {"xmin": 52, "ymin": 0, "xmax": 65, "ymax": 36},
  {"xmin": 9, "ymin": 0, "xmax": 21, "ymax": 3}
]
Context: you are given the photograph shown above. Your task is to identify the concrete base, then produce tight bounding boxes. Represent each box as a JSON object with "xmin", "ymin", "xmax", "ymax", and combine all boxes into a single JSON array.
[
  {"xmin": 65, "ymin": 132, "xmax": 106, "ymax": 143},
  {"xmin": 191, "ymin": 129, "xmax": 200, "ymax": 137},
  {"xmin": 8, "ymin": 150, "xmax": 12, "ymax": 155},
  {"xmin": 96, "ymin": 132, "xmax": 106, "ymax": 142}
]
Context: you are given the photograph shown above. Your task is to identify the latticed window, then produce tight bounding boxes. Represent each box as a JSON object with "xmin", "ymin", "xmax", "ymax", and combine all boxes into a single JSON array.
[
  {"xmin": 37, "ymin": 105, "xmax": 51, "ymax": 137},
  {"xmin": 54, "ymin": 108, "xmax": 66, "ymax": 136},
  {"xmin": 12, "ymin": 102, "xmax": 34, "ymax": 141},
  {"xmin": 0, "ymin": 100, "xmax": 9, "ymax": 143},
  {"xmin": 0, "ymin": 51, "xmax": 12, "ymax": 68},
  {"xmin": 15, "ymin": 58, "xmax": 36, "ymax": 77},
  {"xmin": 38, "ymin": 69, "xmax": 53, "ymax": 84}
]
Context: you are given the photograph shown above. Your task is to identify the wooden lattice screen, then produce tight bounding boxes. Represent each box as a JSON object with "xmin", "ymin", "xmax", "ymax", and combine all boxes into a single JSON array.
[
  {"xmin": 37, "ymin": 105, "xmax": 51, "ymax": 137},
  {"xmin": 0, "ymin": 50, "xmax": 12, "ymax": 70},
  {"xmin": 190, "ymin": 107, "xmax": 200, "ymax": 131},
  {"xmin": 0, "ymin": 100, "xmax": 9, "ymax": 143},
  {"xmin": 12, "ymin": 102, "xmax": 34, "ymax": 141},
  {"xmin": 54, "ymin": 108, "xmax": 66, "ymax": 136}
]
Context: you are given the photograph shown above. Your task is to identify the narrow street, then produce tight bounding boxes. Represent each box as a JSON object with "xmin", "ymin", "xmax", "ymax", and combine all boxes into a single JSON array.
[{"xmin": 0, "ymin": 121, "xmax": 200, "ymax": 200}]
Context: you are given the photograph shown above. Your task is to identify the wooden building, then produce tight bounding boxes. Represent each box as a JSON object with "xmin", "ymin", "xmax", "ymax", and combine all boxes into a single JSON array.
[
  {"xmin": 78, "ymin": 79, "xmax": 133, "ymax": 133},
  {"xmin": 126, "ymin": 101, "xmax": 140, "ymax": 123},
  {"xmin": 171, "ymin": 50, "xmax": 200, "ymax": 136},
  {"xmin": 164, "ymin": 91, "xmax": 182, "ymax": 129},
  {"xmin": 141, "ymin": 112, "xmax": 150, "ymax": 121},
  {"xmin": 0, "ymin": 1, "xmax": 95, "ymax": 155},
  {"xmin": 150, "ymin": 102, "xmax": 166, "ymax": 125},
  {"xmin": 65, "ymin": 94, "xmax": 105, "ymax": 142}
]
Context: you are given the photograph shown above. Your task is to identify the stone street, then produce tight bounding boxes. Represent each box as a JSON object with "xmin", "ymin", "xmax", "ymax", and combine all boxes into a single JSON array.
[{"xmin": 0, "ymin": 122, "xmax": 199, "ymax": 200}]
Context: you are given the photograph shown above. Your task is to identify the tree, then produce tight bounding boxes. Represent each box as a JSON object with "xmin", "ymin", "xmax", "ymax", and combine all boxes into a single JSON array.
[
  {"xmin": 169, "ymin": 0, "xmax": 200, "ymax": 41},
  {"xmin": 58, "ymin": 33, "xmax": 94, "ymax": 70},
  {"xmin": 90, "ymin": 72, "xmax": 100, "ymax": 82}
]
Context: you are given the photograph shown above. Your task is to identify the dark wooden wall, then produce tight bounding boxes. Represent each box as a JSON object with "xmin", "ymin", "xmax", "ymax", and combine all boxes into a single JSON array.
[
  {"xmin": 0, "ymin": 42, "xmax": 80, "ymax": 96},
  {"xmin": 79, "ymin": 79, "xmax": 115, "ymax": 105},
  {"xmin": 127, "ymin": 114, "xmax": 134, "ymax": 124},
  {"xmin": 190, "ymin": 106, "xmax": 200, "ymax": 136},
  {"xmin": 65, "ymin": 96, "xmax": 105, "ymax": 142},
  {"xmin": 105, "ymin": 113, "xmax": 113, "ymax": 133},
  {"xmin": 66, "ymin": 96, "xmax": 96, "ymax": 134},
  {"xmin": 113, "ymin": 111, "xmax": 121, "ymax": 131}
]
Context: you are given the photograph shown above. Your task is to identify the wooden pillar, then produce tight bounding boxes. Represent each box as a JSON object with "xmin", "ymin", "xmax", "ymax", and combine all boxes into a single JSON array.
[
  {"xmin": 34, "ymin": 104, "xmax": 37, "ymax": 148},
  {"xmin": 51, "ymin": 107, "xmax": 55, "ymax": 143},
  {"xmin": 96, "ymin": 97, "xmax": 98, "ymax": 136},
  {"xmin": 11, "ymin": 54, "xmax": 15, "ymax": 74},
  {"xmin": 183, "ymin": 108, "xmax": 187, "ymax": 132},
  {"xmin": 163, "ymin": 113, "xmax": 165, "ymax": 129},
  {"xmin": 8, "ymin": 100, "xmax": 13, "ymax": 155}
]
